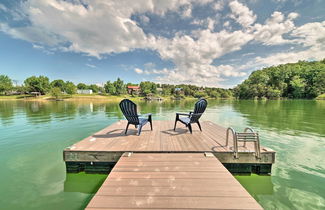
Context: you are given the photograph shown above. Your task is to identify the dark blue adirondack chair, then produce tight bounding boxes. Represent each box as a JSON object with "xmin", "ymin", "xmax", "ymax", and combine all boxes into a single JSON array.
[
  {"xmin": 174, "ymin": 98, "xmax": 208, "ymax": 134},
  {"xmin": 119, "ymin": 99, "xmax": 152, "ymax": 135}
]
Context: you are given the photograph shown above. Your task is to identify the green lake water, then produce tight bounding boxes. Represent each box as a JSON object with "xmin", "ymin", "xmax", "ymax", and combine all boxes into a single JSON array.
[{"xmin": 0, "ymin": 99, "xmax": 324, "ymax": 210}]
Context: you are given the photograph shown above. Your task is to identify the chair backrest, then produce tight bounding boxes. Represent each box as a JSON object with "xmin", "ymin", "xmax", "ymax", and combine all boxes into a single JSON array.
[
  {"xmin": 119, "ymin": 99, "xmax": 139, "ymax": 124},
  {"xmin": 190, "ymin": 98, "xmax": 208, "ymax": 123}
]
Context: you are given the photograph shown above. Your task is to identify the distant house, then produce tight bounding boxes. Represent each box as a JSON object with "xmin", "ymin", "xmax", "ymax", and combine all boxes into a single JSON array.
[
  {"xmin": 174, "ymin": 87, "xmax": 184, "ymax": 95},
  {"xmin": 157, "ymin": 87, "xmax": 163, "ymax": 94},
  {"xmin": 198, "ymin": 88, "xmax": 205, "ymax": 92},
  {"xmin": 30, "ymin": 92, "xmax": 41, "ymax": 97},
  {"xmin": 127, "ymin": 86, "xmax": 141, "ymax": 95},
  {"xmin": 77, "ymin": 89, "xmax": 93, "ymax": 94}
]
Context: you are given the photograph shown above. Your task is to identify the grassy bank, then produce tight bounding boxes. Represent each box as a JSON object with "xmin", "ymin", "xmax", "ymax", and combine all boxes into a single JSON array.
[
  {"xmin": 0, "ymin": 95, "xmax": 48, "ymax": 100},
  {"xmin": 0, "ymin": 94, "xmax": 198, "ymax": 101},
  {"xmin": 316, "ymin": 94, "xmax": 325, "ymax": 100}
]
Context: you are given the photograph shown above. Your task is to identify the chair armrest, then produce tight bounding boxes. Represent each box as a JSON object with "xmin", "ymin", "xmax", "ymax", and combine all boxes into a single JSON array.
[
  {"xmin": 139, "ymin": 113, "xmax": 152, "ymax": 117},
  {"xmin": 124, "ymin": 114, "xmax": 140, "ymax": 118},
  {"xmin": 176, "ymin": 112, "xmax": 191, "ymax": 116}
]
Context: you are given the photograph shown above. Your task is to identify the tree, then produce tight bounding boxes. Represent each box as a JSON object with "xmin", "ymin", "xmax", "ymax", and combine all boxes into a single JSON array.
[
  {"xmin": 162, "ymin": 87, "xmax": 172, "ymax": 96},
  {"xmin": 151, "ymin": 83, "xmax": 157, "ymax": 94},
  {"xmin": 140, "ymin": 81, "xmax": 155, "ymax": 96},
  {"xmin": 266, "ymin": 87, "xmax": 281, "ymax": 99},
  {"xmin": 89, "ymin": 84, "xmax": 99, "ymax": 93},
  {"xmin": 104, "ymin": 81, "xmax": 116, "ymax": 95},
  {"xmin": 209, "ymin": 90, "xmax": 220, "ymax": 98},
  {"xmin": 65, "ymin": 81, "xmax": 76, "ymax": 95},
  {"xmin": 220, "ymin": 89, "xmax": 231, "ymax": 98},
  {"xmin": 50, "ymin": 87, "xmax": 62, "ymax": 100},
  {"xmin": 51, "ymin": 79, "xmax": 65, "ymax": 91},
  {"xmin": 290, "ymin": 76, "xmax": 306, "ymax": 98},
  {"xmin": 0, "ymin": 75, "xmax": 13, "ymax": 94},
  {"xmin": 77, "ymin": 83, "xmax": 88, "ymax": 90},
  {"xmin": 113, "ymin": 78, "xmax": 125, "ymax": 95},
  {"xmin": 194, "ymin": 91, "xmax": 207, "ymax": 98},
  {"xmin": 314, "ymin": 70, "xmax": 325, "ymax": 95},
  {"xmin": 182, "ymin": 86, "xmax": 193, "ymax": 96},
  {"xmin": 24, "ymin": 76, "xmax": 50, "ymax": 95},
  {"xmin": 234, "ymin": 59, "xmax": 325, "ymax": 99}
]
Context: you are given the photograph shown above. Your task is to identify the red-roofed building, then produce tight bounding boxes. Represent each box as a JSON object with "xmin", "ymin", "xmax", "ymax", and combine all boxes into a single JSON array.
[{"xmin": 127, "ymin": 85, "xmax": 141, "ymax": 95}]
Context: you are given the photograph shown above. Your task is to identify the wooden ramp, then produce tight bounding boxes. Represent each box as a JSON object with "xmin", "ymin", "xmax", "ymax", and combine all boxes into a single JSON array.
[{"xmin": 86, "ymin": 153, "xmax": 263, "ymax": 210}]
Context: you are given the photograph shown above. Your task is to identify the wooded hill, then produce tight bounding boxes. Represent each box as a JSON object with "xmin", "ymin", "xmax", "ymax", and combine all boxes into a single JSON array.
[{"xmin": 234, "ymin": 59, "xmax": 325, "ymax": 99}]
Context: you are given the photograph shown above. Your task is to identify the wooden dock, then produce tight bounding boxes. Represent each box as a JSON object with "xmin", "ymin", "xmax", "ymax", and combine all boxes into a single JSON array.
[
  {"xmin": 86, "ymin": 153, "xmax": 263, "ymax": 210},
  {"xmin": 64, "ymin": 120, "xmax": 275, "ymax": 174}
]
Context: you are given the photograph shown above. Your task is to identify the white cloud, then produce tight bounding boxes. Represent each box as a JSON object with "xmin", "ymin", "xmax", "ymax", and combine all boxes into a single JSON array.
[
  {"xmin": 288, "ymin": 12, "xmax": 299, "ymax": 20},
  {"xmin": 181, "ymin": 4, "xmax": 192, "ymax": 18},
  {"xmin": 254, "ymin": 21, "xmax": 325, "ymax": 66},
  {"xmin": 0, "ymin": 22, "xmax": 64, "ymax": 45},
  {"xmin": 139, "ymin": 15, "xmax": 150, "ymax": 24},
  {"xmin": 229, "ymin": 0, "xmax": 256, "ymax": 28},
  {"xmin": 213, "ymin": 1, "xmax": 224, "ymax": 11},
  {"xmin": 144, "ymin": 62, "xmax": 156, "ymax": 69},
  {"xmin": 0, "ymin": 0, "xmax": 197, "ymax": 58},
  {"xmin": 134, "ymin": 68, "xmax": 144, "ymax": 74},
  {"xmin": 86, "ymin": 64, "xmax": 96, "ymax": 68},
  {"xmin": 291, "ymin": 21, "xmax": 325, "ymax": 47},
  {"xmin": 1, "ymin": 0, "xmax": 324, "ymax": 88},
  {"xmin": 224, "ymin": 21, "xmax": 230, "ymax": 27},
  {"xmin": 0, "ymin": 3, "xmax": 8, "ymax": 12},
  {"xmin": 253, "ymin": 11, "xmax": 297, "ymax": 45},
  {"xmin": 150, "ymin": 29, "xmax": 252, "ymax": 86},
  {"xmin": 191, "ymin": 16, "xmax": 218, "ymax": 31}
]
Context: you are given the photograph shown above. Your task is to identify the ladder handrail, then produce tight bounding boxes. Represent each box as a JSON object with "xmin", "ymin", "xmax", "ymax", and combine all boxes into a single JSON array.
[
  {"xmin": 226, "ymin": 127, "xmax": 261, "ymax": 159},
  {"xmin": 226, "ymin": 127, "xmax": 236, "ymax": 147},
  {"xmin": 244, "ymin": 127, "xmax": 255, "ymax": 133}
]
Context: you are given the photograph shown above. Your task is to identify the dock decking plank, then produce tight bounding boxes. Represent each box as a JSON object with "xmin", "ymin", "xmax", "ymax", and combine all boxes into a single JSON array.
[
  {"xmin": 66, "ymin": 120, "xmax": 268, "ymax": 153},
  {"xmin": 86, "ymin": 153, "xmax": 263, "ymax": 210}
]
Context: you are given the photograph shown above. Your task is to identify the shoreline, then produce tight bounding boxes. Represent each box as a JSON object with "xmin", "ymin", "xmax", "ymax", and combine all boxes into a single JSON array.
[
  {"xmin": 0, "ymin": 94, "xmax": 199, "ymax": 102},
  {"xmin": 1, "ymin": 95, "xmax": 323, "ymax": 101}
]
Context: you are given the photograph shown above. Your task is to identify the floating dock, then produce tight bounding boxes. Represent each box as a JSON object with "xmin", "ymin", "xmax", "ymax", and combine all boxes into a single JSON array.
[
  {"xmin": 86, "ymin": 153, "xmax": 263, "ymax": 210},
  {"xmin": 64, "ymin": 120, "xmax": 275, "ymax": 174}
]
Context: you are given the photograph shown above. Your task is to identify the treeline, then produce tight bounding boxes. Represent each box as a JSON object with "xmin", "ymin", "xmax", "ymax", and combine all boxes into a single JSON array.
[
  {"xmin": 1, "ymin": 59, "xmax": 324, "ymax": 100},
  {"xmin": 0, "ymin": 75, "xmax": 233, "ymax": 98},
  {"xmin": 234, "ymin": 59, "xmax": 325, "ymax": 99}
]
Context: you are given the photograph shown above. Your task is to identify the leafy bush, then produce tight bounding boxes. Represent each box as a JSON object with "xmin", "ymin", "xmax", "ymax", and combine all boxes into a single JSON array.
[{"xmin": 50, "ymin": 87, "xmax": 63, "ymax": 100}]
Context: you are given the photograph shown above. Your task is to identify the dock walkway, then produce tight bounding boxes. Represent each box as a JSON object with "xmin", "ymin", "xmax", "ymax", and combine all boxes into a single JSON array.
[{"xmin": 86, "ymin": 153, "xmax": 263, "ymax": 210}]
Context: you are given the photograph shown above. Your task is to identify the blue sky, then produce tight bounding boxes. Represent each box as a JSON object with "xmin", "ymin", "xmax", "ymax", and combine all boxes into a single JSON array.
[{"xmin": 0, "ymin": 0, "xmax": 324, "ymax": 88}]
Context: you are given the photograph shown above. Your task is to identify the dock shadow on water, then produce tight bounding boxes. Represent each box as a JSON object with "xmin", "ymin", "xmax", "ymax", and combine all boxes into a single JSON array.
[
  {"xmin": 64, "ymin": 172, "xmax": 107, "ymax": 194},
  {"xmin": 235, "ymin": 174, "xmax": 274, "ymax": 197}
]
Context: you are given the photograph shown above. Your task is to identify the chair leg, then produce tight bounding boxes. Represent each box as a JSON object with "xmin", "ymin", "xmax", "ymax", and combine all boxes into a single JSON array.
[
  {"xmin": 174, "ymin": 118, "xmax": 178, "ymax": 131},
  {"xmin": 137, "ymin": 124, "xmax": 143, "ymax": 136},
  {"xmin": 125, "ymin": 123, "xmax": 130, "ymax": 135},
  {"xmin": 149, "ymin": 115, "xmax": 153, "ymax": 131},
  {"xmin": 188, "ymin": 123, "xmax": 193, "ymax": 134},
  {"xmin": 197, "ymin": 121, "xmax": 202, "ymax": 131}
]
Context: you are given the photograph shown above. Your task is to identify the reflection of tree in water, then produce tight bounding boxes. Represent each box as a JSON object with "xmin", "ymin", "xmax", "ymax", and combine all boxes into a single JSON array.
[
  {"xmin": 0, "ymin": 101, "xmax": 15, "ymax": 125},
  {"xmin": 105, "ymin": 102, "xmax": 122, "ymax": 119},
  {"xmin": 51, "ymin": 102, "xmax": 78, "ymax": 120},
  {"xmin": 232, "ymin": 100, "xmax": 325, "ymax": 135},
  {"xmin": 77, "ymin": 103, "xmax": 93, "ymax": 116},
  {"xmin": 25, "ymin": 101, "xmax": 52, "ymax": 124},
  {"xmin": 24, "ymin": 101, "xmax": 80, "ymax": 124}
]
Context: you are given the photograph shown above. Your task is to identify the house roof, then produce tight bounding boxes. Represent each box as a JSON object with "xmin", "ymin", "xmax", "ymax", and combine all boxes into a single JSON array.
[{"xmin": 127, "ymin": 86, "xmax": 140, "ymax": 89}]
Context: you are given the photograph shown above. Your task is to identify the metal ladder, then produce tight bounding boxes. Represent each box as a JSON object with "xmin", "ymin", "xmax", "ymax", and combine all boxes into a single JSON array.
[{"xmin": 226, "ymin": 127, "xmax": 261, "ymax": 159}]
